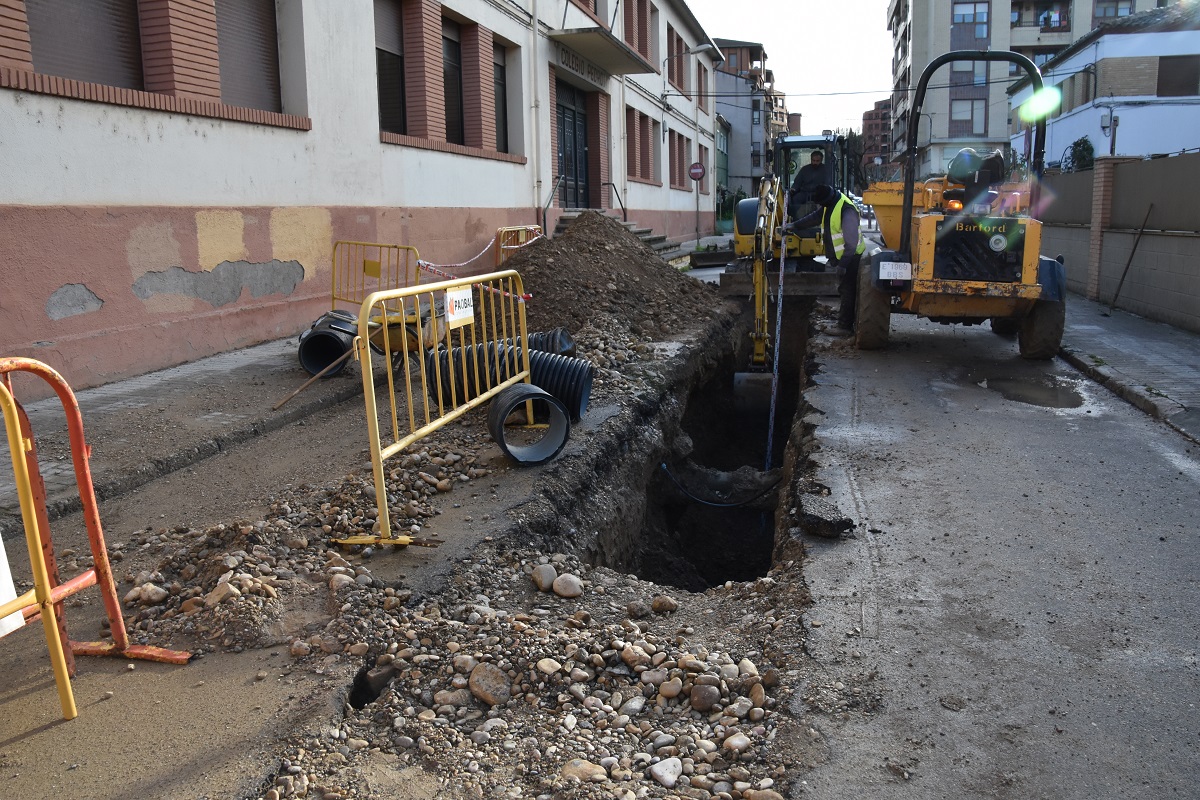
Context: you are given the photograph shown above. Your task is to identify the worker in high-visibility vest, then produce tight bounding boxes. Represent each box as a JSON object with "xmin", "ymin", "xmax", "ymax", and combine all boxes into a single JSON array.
[{"xmin": 790, "ymin": 184, "xmax": 866, "ymax": 336}]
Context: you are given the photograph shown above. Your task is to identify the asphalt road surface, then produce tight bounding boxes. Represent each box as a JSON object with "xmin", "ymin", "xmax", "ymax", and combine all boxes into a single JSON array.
[{"xmin": 798, "ymin": 314, "xmax": 1199, "ymax": 799}]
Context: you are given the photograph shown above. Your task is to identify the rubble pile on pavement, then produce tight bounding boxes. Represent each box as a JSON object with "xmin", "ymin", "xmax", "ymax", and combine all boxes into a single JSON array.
[{"xmin": 262, "ymin": 548, "xmax": 824, "ymax": 800}]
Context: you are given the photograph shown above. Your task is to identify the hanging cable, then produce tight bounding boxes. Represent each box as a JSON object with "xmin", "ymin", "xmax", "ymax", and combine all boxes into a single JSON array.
[{"xmin": 658, "ymin": 463, "xmax": 782, "ymax": 509}]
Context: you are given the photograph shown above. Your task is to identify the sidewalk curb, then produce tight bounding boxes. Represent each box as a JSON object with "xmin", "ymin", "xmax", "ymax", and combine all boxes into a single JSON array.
[
  {"xmin": 1060, "ymin": 345, "xmax": 1187, "ymax": 423},
  {"xmin": 0, "ymin": 380, "xmax": 364, "ymax": 539}
]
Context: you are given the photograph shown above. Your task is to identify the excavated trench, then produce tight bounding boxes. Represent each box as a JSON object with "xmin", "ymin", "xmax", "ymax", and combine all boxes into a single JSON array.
[{"xmin": 529, "ymin": 299, "xmax": 819, "ymax": 592}]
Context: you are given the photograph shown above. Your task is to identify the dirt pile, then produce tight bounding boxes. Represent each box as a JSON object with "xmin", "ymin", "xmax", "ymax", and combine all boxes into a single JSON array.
[{"xmin": 508, "ymin": 211, "xmax": 721, "ymax": 338}]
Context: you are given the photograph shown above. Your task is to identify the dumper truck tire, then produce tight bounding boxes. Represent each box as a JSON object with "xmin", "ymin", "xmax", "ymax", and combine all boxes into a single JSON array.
[
  {"xmin": 990, "ymin": 317, "xmax": 1019, "ymax": 337},
  {"xmin": 855, "ymin": 257, "xmax": 891, "ymax": 350},
  {"xmin": 1018, "ymin": 298, "xmax": 1065, "ymax": 360}
]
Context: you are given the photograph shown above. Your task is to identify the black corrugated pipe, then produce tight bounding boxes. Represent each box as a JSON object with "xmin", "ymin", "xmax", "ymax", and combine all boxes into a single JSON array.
[
  {"xmin": 523, "ymin": 348, "xmax": 592, "ymax": 422},
  {"xmin": 297, "ymin": 310, "xmax": 358, "ymax": 377},
  {"xmin": 487, "ymin": 384, "xmax": 571, "ymax": 465},
  {"xmin": 510, "ymin": 327, "xmax": 577, "ymax": 358}
]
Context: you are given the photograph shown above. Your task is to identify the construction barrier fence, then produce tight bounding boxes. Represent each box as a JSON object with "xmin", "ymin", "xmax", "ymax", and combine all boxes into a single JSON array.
[{"xmin": 0, "ymin": 358, "xmax": 190, "ymax": 721}]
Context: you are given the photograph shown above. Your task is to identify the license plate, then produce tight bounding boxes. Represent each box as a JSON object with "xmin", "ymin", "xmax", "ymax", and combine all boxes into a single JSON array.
[{"xmin": 879, "ymin": 261, "xmax": 912, "ymax": 280}]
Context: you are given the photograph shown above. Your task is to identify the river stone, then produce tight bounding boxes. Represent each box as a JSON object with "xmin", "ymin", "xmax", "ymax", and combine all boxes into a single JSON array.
[
  {"xmin": 750, "ymin": 682, "xmax": 766, "ymax": 708},
  {"xmin": 738, "ymin": 658, "xmax": 759, "ymax": 676},
  {"xmin": 742, "ymin": 791, "xmax": 785, "ymax": 800},
  {"xmin": 468, "ymin": 662, "xmax": 512, "ymax": 706},
  {"xmin": 649, "ymin": 757, "xmax": 683, "ymax": 788},
  {"xmin": 552, "ymin": 573, "xmax": 583, "ymax": 598},
  {"xmin": 434, "ymin": 688, "xmax": 473, "ymax": 706},
  {"xmin": 531, "ymin": 564, "xmax": 557, "ymax": 591},
  {"xmin": 651, "ymin": 594, "xmax": 679, "ymax": 614},
  {"xmin": 621, "ymin": 644, "xmax": 651, "ymax": 668},
  {"xmin": 618, "ymin": 695, "xmax": 646, "ymax": 716},
  {"xmin": 723, "ymin": 733, "xmax": 752, "ymax": 753},
  {"xmin": 536, "ymin": 658, "xmax": 562, "ymax": 675},
  {"xmin": 203, "ymin": 582, "xmax": 240, "ymax": 608},
  {"xmin": 658, "ymin": 677, "xmax": 683, "ymax": 699},
  {"xmin": 627, "ymin": 599, "xmax": 652, "ymax": 618},
  {"xmin": 690, "ymin": 684, "xmax": 721, "ymax": 712},
  {"xmin": 560, "ymin": 758, "xmax": 606, "ymax": 782}
]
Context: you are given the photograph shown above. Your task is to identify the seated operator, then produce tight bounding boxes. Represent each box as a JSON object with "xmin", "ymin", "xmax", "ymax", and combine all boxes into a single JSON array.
[{"xmin": 788, "ymin": 150, "xmax": 833, "ymax": 218}]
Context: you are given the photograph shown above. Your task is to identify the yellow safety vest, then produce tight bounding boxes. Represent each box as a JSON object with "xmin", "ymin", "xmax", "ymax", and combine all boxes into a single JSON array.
[{"xmin": 829, "ymin": 194, "xmax": 867, "ymax": 259}]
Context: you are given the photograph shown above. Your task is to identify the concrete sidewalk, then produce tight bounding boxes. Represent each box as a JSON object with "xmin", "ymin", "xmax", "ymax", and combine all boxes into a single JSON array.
[
  {"xmin": 1060, "ymin": 293, "xmax": 1200, "ymax": 443},
  {"xmin": 2, "ymin": 288, "xmax": 1197, "ymax": 538}
]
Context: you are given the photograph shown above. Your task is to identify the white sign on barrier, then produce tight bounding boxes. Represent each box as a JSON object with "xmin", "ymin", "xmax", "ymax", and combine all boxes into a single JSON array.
[
  {"xmin": 0, "ymin": 536, "xmax": 25, "ymax": 636},
  {"xmin": 446, "ymin": 287, "xmax": 475, "ymax": 329}
]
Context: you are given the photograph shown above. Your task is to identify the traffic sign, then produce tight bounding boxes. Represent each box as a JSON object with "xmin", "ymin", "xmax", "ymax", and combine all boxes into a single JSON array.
[{"xmin": 688, "ymin": 162, "xmax": 706, "ymax": 181}]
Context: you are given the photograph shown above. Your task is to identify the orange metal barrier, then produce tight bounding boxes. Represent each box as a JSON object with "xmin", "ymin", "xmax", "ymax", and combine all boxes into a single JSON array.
[{"xmin": 0, "ymin": 358, "xmax": 190, "ymax": 721}]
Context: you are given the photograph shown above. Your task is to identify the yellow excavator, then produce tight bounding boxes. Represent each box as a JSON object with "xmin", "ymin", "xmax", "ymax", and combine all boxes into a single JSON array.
[{"xmin": 724, "ymin": 133, "xmax": 846, "ymax": 406}]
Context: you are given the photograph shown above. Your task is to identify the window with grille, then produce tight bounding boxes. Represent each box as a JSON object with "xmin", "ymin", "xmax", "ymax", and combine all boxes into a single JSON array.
[
  {"xmin": 375, "ymin": 0, "xmax": 406, "ymax": 134},
  {"xmin": 25, "ymin": 0, "xmax": 144, "ymax": 89},
  {"xmin": 443, "ymin": 19, "xmax": 464, "ymax": 146},
  {"xmin": 214, "ymin": 0, "xmax": 282, "ymax": 112}
]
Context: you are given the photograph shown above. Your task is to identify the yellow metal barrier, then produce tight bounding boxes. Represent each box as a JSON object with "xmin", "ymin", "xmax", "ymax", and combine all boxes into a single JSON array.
[
  {"xmin": 332, "ymin": 240, "xmax": 422, "ymax": 311},
  {"xmin": 339, "ymin": 270, "xmax": 533, "ymax": 547},
  {"xmin": 0, "ymin": 359, "xmax": 189, "ymax": 721},
  {"xmin": 493, "ymin": 225, "xmax": 544, "ymax": 267}
]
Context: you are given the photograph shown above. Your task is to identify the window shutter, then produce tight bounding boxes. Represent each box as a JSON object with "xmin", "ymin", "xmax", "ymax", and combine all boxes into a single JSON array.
[
  {"xmin": 375, "ymin": 0, "xmax": 403, "ymax": 55},
  {"xmin": 26, "ymin": 0, "xmax": 143, "ymax": 89},
  {"xmin": 215, "ymin": 0, "xmax": 282, "ymax": 112}
]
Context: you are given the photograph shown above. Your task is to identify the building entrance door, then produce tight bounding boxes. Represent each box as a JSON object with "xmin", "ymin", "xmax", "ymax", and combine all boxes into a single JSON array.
[{"xmin": 556, "ymin": 81, "xmax": 589, "ymax": 209}]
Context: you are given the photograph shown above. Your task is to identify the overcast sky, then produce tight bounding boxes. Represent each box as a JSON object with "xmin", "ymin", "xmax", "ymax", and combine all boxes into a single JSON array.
[{"xmin": 685, "ymin": 0, "xmax": 895, "ymax": 134}]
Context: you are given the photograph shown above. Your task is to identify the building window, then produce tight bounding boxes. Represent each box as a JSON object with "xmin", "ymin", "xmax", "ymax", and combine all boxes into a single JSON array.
[
  {"xmin": 25, "ymin": 0, "xmax": 144, "ymax": 89},
  {"xmin": 974, "ymin": 61, "xmax": 987, "ymax": 86},
  {"xmin": 752, "ymin": 98, "xmax": 761, "ymax": 125},
  {"xmin": 375, "ymin": 0, "xmax": 406, "ymax": 134},
  {"xmin": 214, "ymin": 0, "xmax": 282, "ymax": 112},
  {"xmin": 494, "ymin": 45, "xmax": 509, "ymax": 152},
  {"xmin": 442, "ymin": 19, "xmax": 464, "ymax": 146},
  {"xmin": 951, "ymin": 98, "xmax": 986, "ymax": 135},
  {"xmin": 668, "ymin": 130, "xmax": 692, "ymax": 189},
  {"xmin": 1158, "ymin": 55, "xmax": 1200, "ymax": 97},
  {"xmin": 697, "ymin": 63, "xmax": 708, "ymax": 111},
  {"xmin": 623, "ymin": 0, "xmax": 651, "ymax": 61},
  {"xmin": 952, "ymin": 2, "xmax": 989, "ymax": 39},
  {"xmin": 1095, "ymin": 0, "xmax": 1134, "ymax": 16},
  {"xmin": 698, "ymin": 144, "xmax": 709, "ymax": 192},
  {"xmin": 727, "ymin": 52, "xmax": 738, "ymax": 70},
  {"xmin": 626, "ymin": 106, "xmax": 656, "ymax": 181}
]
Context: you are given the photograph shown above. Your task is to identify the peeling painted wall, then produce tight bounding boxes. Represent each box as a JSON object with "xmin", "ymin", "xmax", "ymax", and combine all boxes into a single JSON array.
[{"xmin": 132, "ymin": 260, "xmax": 305, "ymax": 308}]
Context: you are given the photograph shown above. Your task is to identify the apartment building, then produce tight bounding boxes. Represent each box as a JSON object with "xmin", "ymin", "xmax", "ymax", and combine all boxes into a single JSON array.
[
  {"xmin": 712, "ymin": 38, "xmax": 788, "ymax": 197},
  {"xmin": 0, "ymin": 0, "xmax": 719, "ymax": 395},
  {"xmin": 861, "ymin": 98, "xmax": 893, "ymax": 180},
  {"xmin": 887, "ymin": 0, "xmax": 1179, "ymax": 176}
]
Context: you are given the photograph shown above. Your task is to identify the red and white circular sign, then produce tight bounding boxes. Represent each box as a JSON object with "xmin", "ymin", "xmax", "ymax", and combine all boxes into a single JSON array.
[{"xmin": 688, "ymin": 162, "xmax": 706, "ymax": 181}]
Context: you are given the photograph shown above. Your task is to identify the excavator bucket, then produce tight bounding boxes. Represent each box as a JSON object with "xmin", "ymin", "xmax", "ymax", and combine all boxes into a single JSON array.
[{"xmin": 732, "ymin": 370, "xmax": 775, "ymax": 412}]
